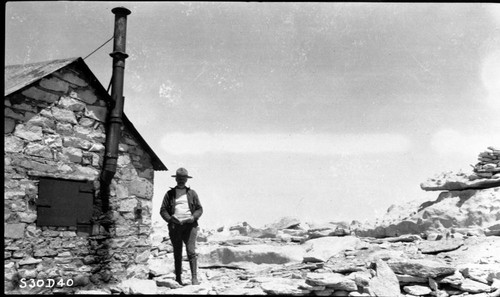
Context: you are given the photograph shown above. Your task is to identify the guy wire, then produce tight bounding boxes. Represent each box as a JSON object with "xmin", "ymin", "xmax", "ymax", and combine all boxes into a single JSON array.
[{"xmin": 83, "ymin": 36, "xmax": 114, "ymax": 60}]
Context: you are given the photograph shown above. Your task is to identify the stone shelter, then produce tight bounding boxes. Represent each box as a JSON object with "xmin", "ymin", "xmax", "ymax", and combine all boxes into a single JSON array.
[{"xmin": 4, "ymin": 57, "xmax": 167, "ymax": 291}]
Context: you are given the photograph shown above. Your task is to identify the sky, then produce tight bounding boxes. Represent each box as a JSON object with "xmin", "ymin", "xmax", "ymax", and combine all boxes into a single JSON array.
[{"xmin": 5, "ymin": 2, "xmax": 500, "ymax": 229}]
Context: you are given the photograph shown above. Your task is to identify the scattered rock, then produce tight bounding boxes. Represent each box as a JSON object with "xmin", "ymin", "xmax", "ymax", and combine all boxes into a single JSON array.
[
  {"xmin": 119, "ymin": 278, "xmax": 157, "ymax": 295},
  {"xmin": 403, "ymin": 285, "xmax": 433, "ymax": 296},
  {"xmin": 438, "ymin": 270, "xmax": 465, "ymax": 286},
  {"xmin": 459, "ymin": 264, "xmax": 500, "ymax": 284},
  {"xmin": 303, "ymin": 236, "xmax": 361, "ymax": 263},
  {"xmin": 265, "ymin": 217, "xmax": 302, "ymax": 230},
  {"xmin": 396, "ymin": 274, "xmax": 428, "ymax": 284},
  {"xmin": 368, "ymin": 259, "xmax": 400, "ymax": 297},
  {"xmin": 457, "ymin": 278, "xmax": 492, "ymax": 293},
  {"xmin": 421, "ymin": 169, "xmax": 500, "ymax": 191},
  {"xmin": 326, "ymin": 259, "xmax": 366, "ymax": 274},
  {"xmin": 387, "ymin": 259, "xmax": 455, "ymax": 278},
  {"xmin": 198, "ymin": 244, "xmax": 305, "ymax": 265},
  {"xmin": 5, "ymin": 146, "xmax": 500, "ymax": 297},
  {"xmin": 418, "ymin": 238, "xmax": 464, "ymax": 254},
  {"xmin": 148, "ymin": 258, "xmax": 174, "ymax": 276},
  {"xmin": 161, "ymin": 283, "xmax": 212, "ymax": 295},
  {"xmin": 306, "ymin": 272, "xmax": 358, "ymax": 291},
  {"xmin": 259, "ymin": 277, "xmax": 312, "ymax": 295},
  {"xmin": 154, "ymin": 276, "xmax": 182, "ymax": 288},
  {"xmin": 383, "ymin": 234, "xmax": 423, "ymax": 243}
]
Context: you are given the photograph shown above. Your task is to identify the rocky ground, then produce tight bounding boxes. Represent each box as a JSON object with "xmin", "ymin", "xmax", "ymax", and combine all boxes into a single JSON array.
[
  {"xmin": 15, "ymin": 205, "xmax": 499, "ymax": 296},
  {"xmin": 7, "ymin": 147, "xmax": 500, "ymax": 296},
  {"xmin": 70, "ymin": 215, "xmax": 499, "ymax": 296},
  {"xmin": 143, "ymin": 219, "xmax": 500, "ymax": 297}
]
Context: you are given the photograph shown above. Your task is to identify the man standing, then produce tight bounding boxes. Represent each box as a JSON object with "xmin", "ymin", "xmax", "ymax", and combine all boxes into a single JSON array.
[{"xmin": 160, "ymin": 168, "xmax": 203, "ymax": 286}]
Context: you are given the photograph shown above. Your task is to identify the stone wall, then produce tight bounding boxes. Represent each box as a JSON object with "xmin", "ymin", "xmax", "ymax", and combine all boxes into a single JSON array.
[{"xmin": 4, "ymin": 65, "xmax": 155, "ymax": 293}]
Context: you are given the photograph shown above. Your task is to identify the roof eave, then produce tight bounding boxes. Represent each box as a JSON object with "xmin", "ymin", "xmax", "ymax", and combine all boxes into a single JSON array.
[{"xmin": 5, "ymin": 57, "xmax": 169, "ymax": 172}]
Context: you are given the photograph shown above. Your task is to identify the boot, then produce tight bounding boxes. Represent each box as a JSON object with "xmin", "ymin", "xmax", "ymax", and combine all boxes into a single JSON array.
[
  {"xmin": 174, "ymin": 256, "xmax": 183, "ymax": 286},
  {"xmin": 175, "ymin": 273, "xmax": 184, "ymax": 286},
  {"xmin": 189, "ymin": 258, "xmax": 200, "ymax": 285}
]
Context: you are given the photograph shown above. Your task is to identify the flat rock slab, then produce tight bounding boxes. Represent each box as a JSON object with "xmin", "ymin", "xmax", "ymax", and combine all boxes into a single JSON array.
[
  {"xmin": 155, "ymin": 276, "xmax": 182, "ymax": 289},
  {"xmin": 396, "ymin": 274, "xmax": 428, "ymax": 284},
  {"xmin": 437, "ymin": 271, "xmax": 465, "ymax": 286},
  {"xmin": 306, "ymin": 272, "xmax": 358, "ymax": 291},
  {"xmin": 303, "ymin": 236, "xmax": 361, "ymax": 263},
  {"xmin": 119, "ymin": 279, "xmax": 158, "ymax": 295},
  {"xmin": 219, "ymin": 286, "xmax": 266, "ymax": 295},
  {"xmin": 373, "ymin": 234, "xmax": 422, "ymax": 243},
  {"xmin": 266, "ymin": 217, "xmax": 302, "ymax": 229},
  {"xmin": 308, "ymin": 228, "xmax": 350, "ymax": 239},
  {"xmin": 255, "ymin": 277, "xmax": 313, "ymax": 295},
  {"xmin": 198, "ymin": 244, "xmax": 305, "ymax": 265},
  {"xmin": 161, "ymin": 283, "xmax": 213, "ymax": 295},
  {"xmin": 388, "ymin": 259, "xmax": 456, "ymax": 278},
  {"xmin": 326, "ymin": 259, "xmax": 366, "ymax": 274},
  {"xmin": 403, "ymin": 285, "xmax": 432, "ymax": 296},
  {"xmin": 368, "ymin": 259, "xmax": 400, "ymax": 297},
  {"xmin": 148, "ymin": 258, "xmax": 175, "ymax": 276},
  {"xmin": 457, "ymin": 278, "xmax": 493, "ymax": 293},
  {"xmin": 459, "ymin": 264, "xmax": 500, "ymax": 284},
  {"xmin": 418, "ymin": 238, "xmax": 464, "ymax": 254},
  {"xmin": 420, "ymin": 176, "xmax": 500, "ymax": 191}
]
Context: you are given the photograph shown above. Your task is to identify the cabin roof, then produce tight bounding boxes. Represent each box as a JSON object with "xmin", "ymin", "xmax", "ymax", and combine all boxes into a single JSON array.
[{"xmin": 5, "ymin": 57, "xmax": 168, "ymax": 171}]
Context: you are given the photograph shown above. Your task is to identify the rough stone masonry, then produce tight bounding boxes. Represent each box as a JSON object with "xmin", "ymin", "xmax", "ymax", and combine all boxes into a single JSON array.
[{"xmin": 4, "ymin": 62, "xmax": 156, "ymax": 292}]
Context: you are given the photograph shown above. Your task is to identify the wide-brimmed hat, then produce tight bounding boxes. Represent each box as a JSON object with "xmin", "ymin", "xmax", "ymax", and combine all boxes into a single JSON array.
[{"xmin": 171, "ymin": 167, "xmax": 192, "ymax": 178}]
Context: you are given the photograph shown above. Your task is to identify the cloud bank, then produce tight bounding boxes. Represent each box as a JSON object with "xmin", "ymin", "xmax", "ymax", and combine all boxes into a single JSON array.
[
  {"xmin": 431, "ymin": 128, "xmax": 499, "ymax": 156},
  {"xmin": 160, "ymin": 132, "xmax": 411, "ymax": 155},
  {"xmin": 481, "ymin": 50, "xmax": 500, "ymax": 110}
]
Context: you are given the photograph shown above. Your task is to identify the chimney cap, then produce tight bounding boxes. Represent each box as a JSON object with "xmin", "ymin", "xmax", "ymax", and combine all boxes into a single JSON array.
[{"xmin": 112, "ymin": 7, "xmax": 131, "ymax": 16}]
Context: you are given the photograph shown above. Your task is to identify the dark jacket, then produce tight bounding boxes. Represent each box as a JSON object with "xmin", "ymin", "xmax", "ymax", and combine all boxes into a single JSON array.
[{"xmin": 160, "ymin": 187, "xmax": 203, "ymax": 227}]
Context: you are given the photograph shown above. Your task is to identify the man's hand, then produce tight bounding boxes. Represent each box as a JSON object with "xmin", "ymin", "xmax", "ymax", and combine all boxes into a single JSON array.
[
  {"xmin": 184, "ymin": 215, "xmax": 195, "ymax": 224},
  {"xmin": 170, "ymin": 216, "xmax": 182, "ymax": 225}
]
